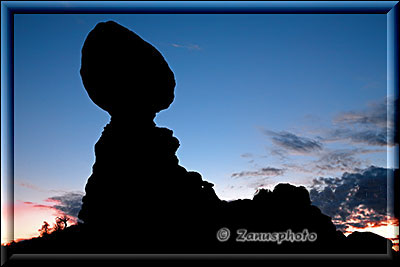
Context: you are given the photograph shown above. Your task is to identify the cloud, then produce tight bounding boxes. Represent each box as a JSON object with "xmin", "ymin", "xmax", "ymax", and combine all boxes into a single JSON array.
[
  {"xmin": 45, "ymin": 192, "xmax": 84, "ymax": 219},
  {"xmin": 231, "ymin": 167, "xmax": 285, "ymax": 179},
  {"xmin": 16, "ymin": 181, "xmax": 45, "ymax": 192},
  {"xmin": 325, "ymin": 127, "xmax": 389, "ymax": 147},
  {"xmin": 329, "ymin": 97, "xmax": 396, "ymax": 147},
  {"xmin": 246, "ymin": 179, "xmax": 277, "ymax": 190},
  {"xmin": 309, "ymin": 166, "xmax": 395, "ymax": 231},
  {"xmin": 313, "ymin": 149, "xmax": 363, "ymax": 174},
  {"xmin": 240, "ymin": 153, "xmax": 255, "ymax": 163},
  {"xmin": 282, "ymin": 148, "xmax": 384, "ymax": 176},
  {"xmin": 240, "ymin": 153, "xmax": 253, "ymax": 158},
  {"xmin": 345, "ymin": 130, "xmax": 388, "ymax": 146},
  {"xmin": 334, "ymin": 98, "xmax": 389, "ymax": 128},
  {"xmin": 262, "ymin": 130, "xmax": 323, "ymax": 154},
  {"xmin": 31, "ymin": 204, "xmax": 58, "ymax": 210},
  {"xmin": 260, "ymin": 98, "xmax": 394, "ymax": 166},
  {"xmin": 24, "ymin": 191, "xmax": 84, "ymax": 224},
  {"xmin": 269, "ymin": 149, "xmax": 288, "ymax": 161},
  {"xmin": 171, "ymin": 43, "xmax": 201, "ymax": 51}
]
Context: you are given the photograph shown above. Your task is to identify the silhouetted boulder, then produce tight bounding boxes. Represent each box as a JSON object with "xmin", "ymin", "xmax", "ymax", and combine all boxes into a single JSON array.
[{"xmin": 80, "ymin": 21, "xmax": 175, "ymax": 116}]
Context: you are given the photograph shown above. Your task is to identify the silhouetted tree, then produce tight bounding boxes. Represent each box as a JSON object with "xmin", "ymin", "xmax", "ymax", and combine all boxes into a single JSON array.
[
  {"xmin": 38, "ymin": 221, "xmax": 51, "ymax": 237},
  {"xmin": 53, "ymin": 217, "xmax": 67, "ymax": 232},
  {"xmin": 56, "ymin": 215, "xmax": 70, "ymax": 229}
]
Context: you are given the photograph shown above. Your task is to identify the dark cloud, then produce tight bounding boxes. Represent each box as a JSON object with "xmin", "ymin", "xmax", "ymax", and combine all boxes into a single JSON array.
[
  {"xmin": 309, "ymin": 166, "xmax": 395, "ymax": 231},
  {"xmin": 281, "ymin": 149, "xmax": 383, "ymax": 176},
  {"xmin": 232, "ymin": 167, "xmax": 285, "ymax": 179},
  {"xmin": 334, "ymin": 99, "xmax": 388, "ymax": 128},
  {"xmin": 313, "ymin": 149, "xmax": 363, "ymax": 174},
  {"xmin": 257, "ymin": 98, "xmax": 394, "ymax": 180},
  {"xmin": 46, "ymin": 192, "xmax": 84, "ymax": 219},
  {"xmin": 331, "ymin": 97, "xmax": 396, "ymax": 147},
  {"xmin": 325, "ymin": 128, "xmax": 389, "ymax": 147},
  {"xmin": 263, "ymin": 130, "xmax": 323, "ymax": 154},
  {"xmin": 346, "ymin": 130, "xmax": 388, "ymax": 146}
]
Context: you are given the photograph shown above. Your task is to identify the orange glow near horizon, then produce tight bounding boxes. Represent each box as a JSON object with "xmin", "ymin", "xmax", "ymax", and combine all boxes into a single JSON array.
[
  {"xmin": 2, "ymin": 201, "xmax": 399, "ymax": 253},
  {"xmin": 343, "ymin": 218, "xmax": 399, "ymax": 252},
  {"xmin": 332, "ymin": 204, "xmax": 400, "ymax": 251},
  {"xmin": 1, "ymin": 201, "xmax": 77, "ymax": 245}
]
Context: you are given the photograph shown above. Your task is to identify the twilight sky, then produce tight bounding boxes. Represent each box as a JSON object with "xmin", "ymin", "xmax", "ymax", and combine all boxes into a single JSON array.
[{"xmin": 10, "ymin": 13, "xmax": 397, "ymax": 244}]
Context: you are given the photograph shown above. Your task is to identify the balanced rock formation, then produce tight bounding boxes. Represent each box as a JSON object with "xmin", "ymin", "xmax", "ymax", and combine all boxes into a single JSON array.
[
  {"xmin": 76, "ymin": 21, "xmax": 393, "ymax": 254},
  {"xmin": 78, "ymin": 21, "xmax": 221, "ymax": 252}
]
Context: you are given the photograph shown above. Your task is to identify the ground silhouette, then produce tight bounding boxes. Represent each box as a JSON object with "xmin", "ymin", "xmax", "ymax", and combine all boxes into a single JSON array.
[{"xmin": 4, "ymin": 21, "xmax": 397, "ymax": 259}]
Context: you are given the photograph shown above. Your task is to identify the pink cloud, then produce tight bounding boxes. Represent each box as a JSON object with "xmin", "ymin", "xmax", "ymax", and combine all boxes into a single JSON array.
[{"xmin": 16, "ymin": 181, "xmax": 44, "ymax": 192}]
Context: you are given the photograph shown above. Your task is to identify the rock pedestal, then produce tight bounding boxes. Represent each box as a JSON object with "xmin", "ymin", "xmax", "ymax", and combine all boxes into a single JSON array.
[{"xmin": 77, "ymin": 21, "xmax": 392, "ymax": 254}]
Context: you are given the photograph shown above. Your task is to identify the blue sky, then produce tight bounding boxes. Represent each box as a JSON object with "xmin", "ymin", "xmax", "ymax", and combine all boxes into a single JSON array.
[{"xmin": 14, "ymin": 13, "xmax": 390, "ymax": 210}]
